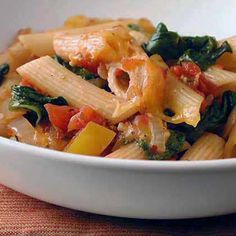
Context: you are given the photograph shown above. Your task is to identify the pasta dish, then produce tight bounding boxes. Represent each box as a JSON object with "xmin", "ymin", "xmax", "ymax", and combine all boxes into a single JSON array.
[{"xmin": 0, "ymin": 15, "xmax": 236, "ymax": 161}]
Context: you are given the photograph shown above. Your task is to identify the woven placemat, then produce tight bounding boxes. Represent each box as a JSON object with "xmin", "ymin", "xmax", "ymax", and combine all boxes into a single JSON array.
[{"xmin": 0, "ymin": 184, "xmax": 235, "ymax": 236}]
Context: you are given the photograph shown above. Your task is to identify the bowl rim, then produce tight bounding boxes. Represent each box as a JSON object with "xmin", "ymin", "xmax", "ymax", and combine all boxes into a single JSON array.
[{"xmin": 1, "ymin": 136, "xmax": 236, "ymax": 172}]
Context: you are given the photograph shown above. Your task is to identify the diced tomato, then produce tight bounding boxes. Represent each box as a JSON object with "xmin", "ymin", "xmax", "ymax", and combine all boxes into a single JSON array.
[
  {"xmin": 181, "ymin": 62, "xmax": 201, "ymax": 77},
  {"xmin": 171, "ymin": 62, "xmax": 219, "ymax": 98},
  {"xmin": 44, "ymin": 104, "xmax": 79, "ymax": 132},
  {"xmin": 67, "ymin": 106, "xmax": 106, "ymax": 132},
  {"xmin": 170, "ymin": 65, "xmax": 183, "ymax": 77},
  {"xmin": 170, "ymin": 62, "xmax": 201, "ymax": 78}
]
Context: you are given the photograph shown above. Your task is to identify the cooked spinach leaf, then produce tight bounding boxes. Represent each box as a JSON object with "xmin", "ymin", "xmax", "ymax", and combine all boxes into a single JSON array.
[
  {"xmin": 9, "ymin": 85, "xmax": 68, "ymax": 124},
  {"xmin": 53, "ymin": 55, "xmax": 96, "ymax": 80},
  {"xmin": 173, "ymin": 91, "xmax": 236, "ymax": 143},
  {"xmin": 144, "ymin": 23, "xmax": 182, "ymax": 61},
  {"xmin": 138, "ymin": 130, "xmax": 185, "ymax": 160},
  {"xmin": 144, "ymin": 23, "xmax": 232, "ymax": 71},
  {"xmin": 179, "ymin": 41, "xmax": 232, "ymax": 71},
  {"xmin": 0, "ymin": 63, "xmax": 9, "ymax": 85}
]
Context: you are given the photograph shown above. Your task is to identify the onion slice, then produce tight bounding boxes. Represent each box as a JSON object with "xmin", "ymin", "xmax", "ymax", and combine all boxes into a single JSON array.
[
  {"xmin": 8, "ymin": 117, "xmax": 48, "ymax": 147},
  {"xmin": 148, "ymin": 115, "xmax": 168, "ymax": 153}
]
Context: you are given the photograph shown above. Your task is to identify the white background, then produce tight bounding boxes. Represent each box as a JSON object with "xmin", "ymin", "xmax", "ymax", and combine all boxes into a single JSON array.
[{"xmin": 0, "ymin": 0, "xmax": 235, "ymax": 51}]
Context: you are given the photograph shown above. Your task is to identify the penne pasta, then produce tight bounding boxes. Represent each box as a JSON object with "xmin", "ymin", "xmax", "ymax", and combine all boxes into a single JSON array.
[
  {"xmin": 63, "ymin": 15, "xmax": 155, "ymax": 34},
  {"xmin": 224, "ymin": 124, "xmax": 236, "ymax": 158},
  {"xmin": 224, "ymin": 107, "xmax": 236, "ymax": 138},
  {"xmin": 106, "ymin": 142, "xmax": 147, "ymax": 160},
  {"xmin": 129, "ymin": 30, "xmax": 149, "ymax": 45},
  {"xmin": 204, "ymin": 67, "xmax": 236, "ymax": 87},
  {"xmin": 19, "ymin": 20, "xmax": 138, "ymax": 57},
  {"xmin": 2, "ymin": 15, "xmax": 236, "ymax": 160},
  {"xmin": 217, "ymin": 36, "xmax": 236, "ymax": 72},
  {"xmin": 0, "ymin": 44, "xmax": 32, "ymax": 73},
  {"xmin": 107, "ymin": 56, "xmax": 165, "ymax": 113},
  {"xmin": 19, "ymin": 33, "xmax": 55, "ymax": 57},
  {"xmin": 54, "ymin": 25, "xmax": 139, "ymax": 66},
  {"xmin": 16, "ymin": 56, "xmax": 139, "ymax": 123},
  {"xmin": 161, "ymin": 73, "xmax": 204, "ymax": 127},
  {"xmin": 181, "ymin": 133, "xmax": 225, "ymax": 160},
  {"xmin": 8, "ymin": 42, "xmax": 32, "ymax": 70}
]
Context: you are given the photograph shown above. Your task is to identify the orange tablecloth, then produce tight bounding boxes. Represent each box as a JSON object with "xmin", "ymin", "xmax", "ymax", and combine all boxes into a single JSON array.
[{"xmin": 0, "ymin": 184, "xmax": 235, "ymax": 236}]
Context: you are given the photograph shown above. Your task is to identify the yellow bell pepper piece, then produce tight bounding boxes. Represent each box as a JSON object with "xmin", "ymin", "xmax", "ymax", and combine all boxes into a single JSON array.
[{"xmin": 65, "ymin": 121, "xmax": 116, "ymax": 156}]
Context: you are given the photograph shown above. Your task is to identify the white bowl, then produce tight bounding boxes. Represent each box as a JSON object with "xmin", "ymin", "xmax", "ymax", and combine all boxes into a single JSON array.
[{"xmin": 1, "ymin": 0, "xmax": 236, "ymax": 219}]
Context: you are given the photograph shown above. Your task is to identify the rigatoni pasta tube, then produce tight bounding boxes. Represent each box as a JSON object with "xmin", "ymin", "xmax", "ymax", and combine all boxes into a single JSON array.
[
  {"xmin": 224, "ymin": 107, "xmax": 236, "ymax": 138},
  {"xmin": 19, "ymin": 33, "xmax": 55, "ymax": 57},
  {"xmin": 0, "ymin": 44, "xmax": 31, "ymax": 73},
  {"xmin": 217, "ymin": 36, "xmax": 236, "ymax": 72},
  {"xmin": 16, "ymin": 56, "xmax": 139, "ymax": 123},
  {"xmin": 8, "ymin": 42, "xmax": 32, "ymax": 70},
  {"xmin": 181, "ymin": 133, "xmax": 225, "ymax": 161},
  {"xmin": 106, "ymin": 143, "xmax": 147, "ymax": 160},
  {"xmin": 107, "ymin": 56, "xmax": 165, "ymax": 113},
  {"xmin": 162, "ymin": 73, "xmax": 203, "ymax": 127},
  {"xmin": 224, "ymin": 124, "xmax": 236, "ymax": 158},
  {"xmin": 204, "ymin": 67, "xmax": 236, "ymax": 87},
  {"xmin": 54, "ymin": 25, "xmax": 134, "ymax": 67},
  {"xmin": 19, "ymin": 20, "xmax": 137, "ymax": 57}
]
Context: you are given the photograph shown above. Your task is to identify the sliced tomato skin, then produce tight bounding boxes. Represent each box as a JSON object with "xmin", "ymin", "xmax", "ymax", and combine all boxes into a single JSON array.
[
  {"xmin": 44, "ymin": 104, "xmax": 79, "ymax": 132},
  {"xmin": 67, "ymin": 106, "xmax": 106, "ymax": 132}
]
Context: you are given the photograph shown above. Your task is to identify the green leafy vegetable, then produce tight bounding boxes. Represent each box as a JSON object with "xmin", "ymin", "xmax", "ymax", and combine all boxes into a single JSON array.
[
  {"xmin": 144, "ymin": 23, "xmax": 181, "ymax": 61},
  {"xmin": 9, "ymin": 85, "xmax": 68, "ymax": 124},
  {"xmin": 144, "ymin": 23, "xmax": 232, "ymax": 71},
  {"xmin": 179, "ymin": 41, "xmax": 232, "ymax": 71},
  {"xmin": 127, "ymin": 24, "xmax": 140, "ymax": 31},
  {"xmin": 0, "ymin": 63, "xmax": 9, "ymax": 85},
  {"xmin": 174, "ymin": 91, "xmax": 236, "ymax": 143},
  {"xmin": 138, "ymin": 130, "xmax": 185, "ymax": 160},
  {"xmin": 53, "ymin": 55, "xmax": 96, "ymax": 80}
]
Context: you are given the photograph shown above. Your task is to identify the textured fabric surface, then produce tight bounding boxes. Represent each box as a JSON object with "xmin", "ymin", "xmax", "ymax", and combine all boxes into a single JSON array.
[{"xmin": 0, "ymin": 184, "xmax": 236, "ymax": 236}]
